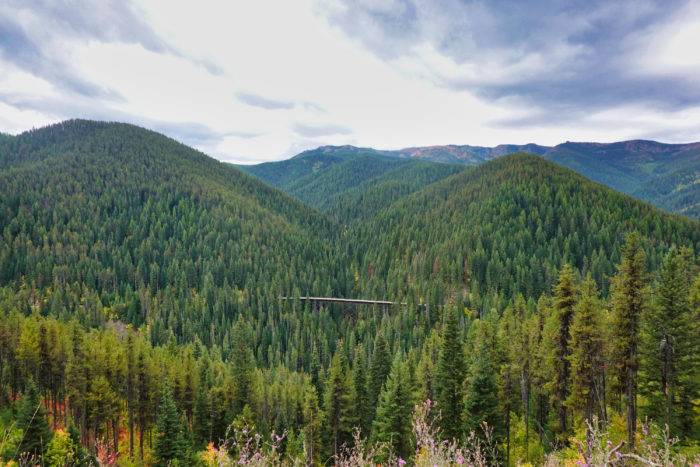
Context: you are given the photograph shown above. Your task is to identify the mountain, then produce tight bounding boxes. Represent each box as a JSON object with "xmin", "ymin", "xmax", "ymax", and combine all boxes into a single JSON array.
[
  {"xmin": 544, "ymin": 140, "xmax": 700, "ymax": 218},
  {"xmin": 240, "ymin": 145, "xmax": 464, "ymax": 221},
  {"xmin": 246, "ymin": 139, "xmax": 700, "ymax": 219},
  {"xmin": 384, "ymin": 143, "xmax": 551, "ymax": 164},
  {"xmin": 346, "ymin": 153, "xmax": 700, "ymax": 303},
  {"xmin": 0, "ymin": 119, "xmax": 340, "ymax": 344},
  {"xmin": 2, "ymin": 121, "xmax": 700, "ymax": 465}
]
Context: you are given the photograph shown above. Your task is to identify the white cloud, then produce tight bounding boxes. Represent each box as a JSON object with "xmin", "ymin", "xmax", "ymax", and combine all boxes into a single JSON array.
[{"xmin": 1, "ymin": 0, "xmax": 699, "ymax": 162}]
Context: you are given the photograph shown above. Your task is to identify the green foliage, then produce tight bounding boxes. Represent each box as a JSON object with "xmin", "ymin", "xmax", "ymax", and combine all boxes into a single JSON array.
[
  {"xmin": 435, "ymin": 309, "xmax": 466, "ymax": 441},
  {"xmin": 368, "ymin": 333, "xmax": 391, "ymax": 426},
  {"xmin": 1, "ymin": 121, "xmax": 699, "ymax": 465},
  {"xmin": 552, "ymin": 264, "xmax": 577, "ymax": 439},
  {"xmin": 611, "ymin": 232, "xmax": 649, "ymax": 449},
  {"xmin": 323, "ymin": 346, "xmax": 356, "ymax": 458},
  {"xmin": 641, "ymin": 247, "xmax": 699, "ymax": 439},
  {"xmin": 153, "ymin": 384, "xmax": 186, "ymax": 466},
  {"xmin": 15, "ymin": 379, "xmax": 52, "ymax": 459},
  {"xmin": 371, "ymin": 355, "xmax": 413, "ymax": 459},
  {"xmin": 566, "ymin": 275, "xmax": 605, "ymax": 427},
  {"xmin": 463, "ymin": 321, "xmax": 500, "ymax": 439},
  {"xmin": 546, "ymin": 140, "xmax": 700, "ymax": 219}
]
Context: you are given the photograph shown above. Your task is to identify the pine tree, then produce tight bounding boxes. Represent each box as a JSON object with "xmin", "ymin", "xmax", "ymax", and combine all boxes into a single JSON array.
[
  {"xmin": 641, "ymin": 247, "xmax": 698, "ymax": 438},
  {"xmin": 16, "ymin": 379, "xmax": 53, "ymax": 459},
  {"xmin": 371, "ymin": 355, "xmax": 413, "ymax": 459},
  {"xmin": 231, "ymin": 317, "xmax": 254, "ymax": 416},
  {"xmin": 323, "ymin": 346, "xmax": 357, "ymax": 458},
  {"xmin": 368, "ymin": 333, "xmax": 391, "ymax": 424},
  {"xmin": 611, "ymin": 232, "xmax": 648, "ymax": 449},
  {"xmin": 567, "ymin": 275, "xmax": 605, "ymax": 431},
  {"xmin": 552, "ymin": 263, "xmax": 576, "ymax": 441},
  {"xmin": 153, "ymin": 384, "xmax": 185, "ymax": 466},
  {"xmin": 192, "ymin": 387, "xmax": 211, "ymax": 448},
  {"xmin": 302, "ymin": 387, "xmax": 323, "ymax": 466},
  {"xmin": 352, "ymin": 345, "xmax": 370, "ymax": 435},
  {"xmin": 463, "ymin": 322, "xmax": 500, "ymax": 440},
  {"xmin": 435, "ymin": 309, "xmax": 466, "ymax": 441}
]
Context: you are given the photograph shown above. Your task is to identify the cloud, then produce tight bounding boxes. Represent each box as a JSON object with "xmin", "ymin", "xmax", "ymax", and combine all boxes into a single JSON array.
[
  {"xmin": 322, "ymin": 0, "xmax": 700, "ymax": 115},
  {"xmin": 0, "ymin": 0, "xmax": 219, "ymax": 98},
  {"xmin": 237, "ymin": 92, "xmax": 295, "ymax": 110},
  {"xmin": 0, "ymin": 90, "xmax": 233, "ymax": 148},
  {"xmin": 292, "ymin": 122, "xmax": 354, "ymax": 137}
]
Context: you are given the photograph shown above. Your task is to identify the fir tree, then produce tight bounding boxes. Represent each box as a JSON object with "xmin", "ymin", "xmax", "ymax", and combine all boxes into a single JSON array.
[
  {"xmin": 611, "ymin": 232, "xmax": 648, "ymax": 449},
  {"xmin": 323, "ymin": 346, "xmax": 357, "ymax": 458},
  {"xmin": 567, "ymin": 275, "xmax": 605, "ymax": 431},
  {"xmin": 352, "ymin": 345, "xmax": 370, "ymax": 435},
  {"xmin": 368, "ymin": 333, "xmax": 391, "ymax": 424},
  {"xmin": 371, "ymin": 355, "xmax": 413, "ymax": 459},
  {"xmin": 153, "ymin": 384, "xmax": 185, "ymax": 466},
  {"xmin": 552, "ymin": 263, "xmax": 577, "ymax": 441},
  {"xmin": 435, "ymin": 309, "xmax": 466, "ymax": 441},
  {"xmin": 463, "ymin": 322, "xmax": 500, "ymax": 441},
  {"xmin": 231, "ymin": 317, "xmax": 254, "ymax": 416},
  {"xmin": 641, "ymin": 247, "xmax": 698, "ymax": 438},
  {"xmin": 302, "ymin": 387, "xmax": 323, "ymax": 466},
  {"xmin": 16, "ymin": 379, "xmax": 53, "ymax": 459}
]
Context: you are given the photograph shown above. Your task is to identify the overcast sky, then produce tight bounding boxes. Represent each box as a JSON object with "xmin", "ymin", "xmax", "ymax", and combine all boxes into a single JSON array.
[{"xmin": 1, "ymin": 0, "xmax": 699, "ymax": 163}]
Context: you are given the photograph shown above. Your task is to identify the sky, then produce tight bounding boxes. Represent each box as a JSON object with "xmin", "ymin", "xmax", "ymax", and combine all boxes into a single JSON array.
[{"xmin": 1, "ymin": 0, "xmax": 700, "ymax": 163}]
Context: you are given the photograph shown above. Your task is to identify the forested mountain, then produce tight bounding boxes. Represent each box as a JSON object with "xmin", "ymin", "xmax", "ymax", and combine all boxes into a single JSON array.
[
  {"xmin": 240, "ymin": 146, "xmax": 464, "ymax": 222},
  {"xmin": 347, "ymin": 153, "xmax": 700, "ymax": 306},
  {"xmin": 0, "ymin": 119, "xmax": 341, "ymax": 346},
  {"xmin": 247, "ymin": 139, "xmax": 700, "ymax": 219},
  {"xmin": 1, "ymin": 121, "xmax": 699, "ymax": 466},
  {"xmin": 544, "ymin": 140, "xmax": 700, "ymax": 218}
]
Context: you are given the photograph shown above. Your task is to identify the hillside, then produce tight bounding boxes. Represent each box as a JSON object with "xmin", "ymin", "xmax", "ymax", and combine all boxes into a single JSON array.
[
  {"xmin": 240, "ymin": 146, "xmax": 464, "ymax": 220},
  {"xmin": 2, "ymin": 122, "xmax": 700, "ymax": 466},
  {"xmin": 238, "ymin": 145, "xmax": 386, "ymax": 189},
  {"xmin": 251, "ymin": 140, "xmax": 700, "ymax": 219},
  {"xmin": 346, "ymin": 153, "xmax": 700, "ymax": 304},
  {"xmin": 545, "ymin": 140, "xmax": 700, "ymax": 218},
  {"xmin": 0, "ymin": 120, "xmax": 341, "ymax": 346}
]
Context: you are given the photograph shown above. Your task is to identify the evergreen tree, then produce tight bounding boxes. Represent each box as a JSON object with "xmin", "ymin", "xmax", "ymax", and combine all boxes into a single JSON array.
[
  {"xmin": 231, "ymin": 318, "xmax": 254, "ymax": 416},
  {"xmin": 641, "ymin": 248, "xmax": 699, "ymax": 438},
  {"xmin": 16, "ymin": 379, "xmax": 53, "ymax": 459},
  {"xmin": 463, "ymin": 322, "xmax": 500, "ymax": 440},
  {"xmin": 371, "ymin": 355, "xmax": 413, "ymax": 460},
  {"xmin": 323, "ymin": 346, "xmax": 356, "ymax": 458},
  {"xmin": 153, "ymin": 384, "xmax": 185, "ymax": 466},
  {"xmin": 611, "ymin": 232, "xmax": 648, "ymax": 449},
  {"xmin": 567, "ymin": 275, "xmax": 605, "ymax": 431},
  {"xmin": 552, "ymin": 264, "xmax": 577, "ymax": 441},
  {"xmin": 352, "ymin": 345, "xmax": 370, "ymax": 435},
  {"xmin": 192, "ymin": 387, "xmax": 211, "ymax": 448},
  {"xmin": 302, "ymin": 387, "xmax": 323, "ymax": 466},
  {"xmin": 368, "ymin": 333, "xmax": 391, "ymax": 424},
  {"xmin": 435, "ymin": 309, "xmax": 466, "ymax": 441}
]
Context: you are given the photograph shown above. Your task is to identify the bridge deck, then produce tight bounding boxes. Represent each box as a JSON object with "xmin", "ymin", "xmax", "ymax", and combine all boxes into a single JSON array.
[{"xmin": 282, "ymin": 296, "xmax": 399, "ymax": 306}]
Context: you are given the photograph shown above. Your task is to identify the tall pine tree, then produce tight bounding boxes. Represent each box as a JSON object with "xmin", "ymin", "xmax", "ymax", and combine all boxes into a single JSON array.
[
  {"xmin": 368, "ymin": 333, "xmax": 391, "ymax": 426},
  {"xmin": 435, "ymin": 309, "xmax": 466, "ymax": 441},
  {"xmin": 153, "ymin": 384, "xmax": 185, "ymax": 467},
  {"xmin": 323, "ymin": 345, "xmax": 356, "ymax": 459},
  {"xmin": 371, "ymin": 354, "xmax": 413, "ymax": 460},
  {"xmin": 641, "ymin": 247, "xmax": 698, "ymax": 438},
  {"xmin": 611, "ymin": 232, "xmax": 647, "ymax": 449},
  {"xmin": 16, "ymin": 379, "xmax": 53, "ymax": 459},
  {"xmin": 552, "ymin": 264, "xmax": 577, "ymax": 441},
  {"xmin": 567, "ymin": 275, "xmax": 605, "ymax": 432}
]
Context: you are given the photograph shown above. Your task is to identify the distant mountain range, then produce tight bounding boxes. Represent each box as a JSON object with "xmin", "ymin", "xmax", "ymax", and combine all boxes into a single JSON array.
[{"xmin": 241, "ymin": 140, "xmax": 700, "ymax": 219}]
